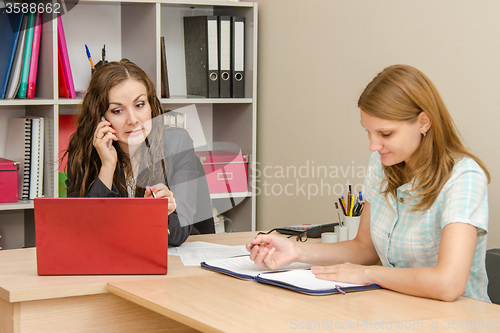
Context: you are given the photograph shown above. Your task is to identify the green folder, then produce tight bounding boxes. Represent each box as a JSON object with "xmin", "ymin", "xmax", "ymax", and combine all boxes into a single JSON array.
[
  {"xmin": 16, "ymin": 12, "xmax": 35, "ymax": 99},
  {"xmin": 58, "ymin": 171, "xmax": 68, "ymax": 198}
]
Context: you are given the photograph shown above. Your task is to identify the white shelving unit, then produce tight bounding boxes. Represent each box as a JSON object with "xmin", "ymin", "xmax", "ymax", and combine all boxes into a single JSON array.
[{"xmin": 0, "ymin": 0, "xmax": 257, "ymax": 249}]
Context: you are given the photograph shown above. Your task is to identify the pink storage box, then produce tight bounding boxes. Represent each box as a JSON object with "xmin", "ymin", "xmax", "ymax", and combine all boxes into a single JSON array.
[
  {"xmin": 0, "ymin": 158, "xmax": 20, "ymax": 203},
  {"xmin": 196, "ymin": 151, "xmax": 248, "ymax": 194}
]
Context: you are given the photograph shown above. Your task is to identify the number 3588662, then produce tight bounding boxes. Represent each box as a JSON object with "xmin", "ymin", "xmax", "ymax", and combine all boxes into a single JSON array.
[{"xmin": 5, "ymin": 2, "xmax": 61, "ymax": 14}]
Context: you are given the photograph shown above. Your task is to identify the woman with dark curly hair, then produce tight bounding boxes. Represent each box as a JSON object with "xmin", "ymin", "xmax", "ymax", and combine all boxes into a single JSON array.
[{"xmin": 64, "ymin": 59, "xmax": 198, "ymax": 246}]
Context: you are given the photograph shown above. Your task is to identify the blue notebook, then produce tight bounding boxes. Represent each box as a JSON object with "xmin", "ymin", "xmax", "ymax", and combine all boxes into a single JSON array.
[
  {"xmin": 0, "ymin": 9, "xmax": 24, "ymax": 99},
  {"xmin": 5, "ymin": 15, "xmax": 27, "ymax": 98}
]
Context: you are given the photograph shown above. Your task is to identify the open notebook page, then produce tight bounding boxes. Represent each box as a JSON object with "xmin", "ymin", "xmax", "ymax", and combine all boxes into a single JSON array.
[
  {"xmin": 257, "ymin": 269, "xmax": 365, "ymax": 291},
  {"xmin": 203, "ymin": 255, "xmax": 312, "ymax": 278}
]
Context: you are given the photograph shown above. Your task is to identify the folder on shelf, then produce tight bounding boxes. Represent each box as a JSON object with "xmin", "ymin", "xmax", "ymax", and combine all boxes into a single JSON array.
[
  {"xmin": 26, "ymin": 12, "xmax": 42, "ymax": 99},
  {"xmin": 58, "ymin": 114, "xmax": 78, "ymax": 197},
  {"xmin": 219, "ymin": 16, "xmax": 231, "ymax": 98},
  {"xmin": 5, "ymin": 116, "xmax": 45, "ymax": 200},
  {"xmin": 16, "ymin": 12, "xmax": 35, "ymax": 99},
  {"xmin": 0, "ymin": 9, "xmax": 24, "ymax": 99},
  {"xmin": 184, "ymin": 15, "xmax": 220, "ymax": 98},
  {"xmin": 231, "ymin": 17, "xmax": 245, "ymax": 98},
  {"xmin": 29, "ymin": 116, "xmax": 44, "ymax": 199},
  {"xmin": 160, "ymin": 36, "xmax": 170, "ymax": 98},
  {"xmin": 5, "ymin": 15, "xmax": 27, "ymax": 99},
  {"xmin": 57, "ymin": 49, "xmax": 69, "ymax": 98},
  {"xmin": 57, "ymin": 14, "xmax": 76, "ymax": 98}
]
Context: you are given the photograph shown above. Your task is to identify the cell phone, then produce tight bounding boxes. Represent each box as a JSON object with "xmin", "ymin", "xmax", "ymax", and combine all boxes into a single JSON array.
[
  {"xmin": 274, "ymin": 223, "xmax": 338, "ymax": 238},
  {"xmin": 101, "ymin": 116, "xmax": 112, "ymax": 149}
]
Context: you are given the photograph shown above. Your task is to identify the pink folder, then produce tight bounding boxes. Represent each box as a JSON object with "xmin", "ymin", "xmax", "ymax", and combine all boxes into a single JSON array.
[
  {"xmin": 26, "ymin": 12, "xmax": 42, "ymax": 99},
  {"xmin": 58, "ymin": 47, "xmax": 69, "ymax": 98},
  {"xmin": 57, "ymin": 14, "xmax": 75, "ymax": 98}
]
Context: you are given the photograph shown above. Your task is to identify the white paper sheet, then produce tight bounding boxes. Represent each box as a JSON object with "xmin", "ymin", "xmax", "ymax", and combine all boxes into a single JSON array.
[{"xmin": 176, "ymin": 241, "xmax": 249, "ymax": 266}]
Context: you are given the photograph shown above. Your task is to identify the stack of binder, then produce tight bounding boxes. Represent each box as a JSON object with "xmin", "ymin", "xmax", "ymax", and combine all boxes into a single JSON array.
[
  {"xmin": 0, "ymin": 10, "xmax": 43, "ymax": 99},
  {"xmin": 5, "ymin": 116, "xmax": 45, "ymax": 200},
  {"xmin": 184, "ymin": 15, "xmax": 245, "ymax": 98},
  {"xmin": 0, "ymin": 9, "xmax": 75, "ymax": 99}
]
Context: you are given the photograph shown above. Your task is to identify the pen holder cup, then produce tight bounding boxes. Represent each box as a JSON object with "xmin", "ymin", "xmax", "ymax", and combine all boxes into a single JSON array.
[{"xmin": 344, "ymin": 216, "xmax": 360, "ymax": 240}]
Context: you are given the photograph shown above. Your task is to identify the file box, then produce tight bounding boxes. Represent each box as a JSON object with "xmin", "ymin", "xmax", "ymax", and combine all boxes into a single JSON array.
[
  {"xmin": 196, "ymin": 151, "xmax": 248, "ymax": 194},
  {"xmin": 0, "ymin": 158, "xmax": 20, "ymax": 203}
]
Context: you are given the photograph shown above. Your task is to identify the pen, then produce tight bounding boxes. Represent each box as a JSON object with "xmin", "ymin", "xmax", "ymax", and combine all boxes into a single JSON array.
[
  {"xmin": 102, "ymin": 44, "xmax": 106, "ymax": 62},
  {"xmin": 85, "ymin": 44, "xmax": 95, "ymax": 70},
  {"xmin": 339, "ymin": 197, "xmax": 347, "ymax": 216},
  {"xmin": 353, "ymin": 202, "xmax": 359, "ymax": 217},
  {"xmin": 347, "ymin": 185, "xmax": 351, "ymax": 216},
  {"xmin": 250, "ymin": 243, "xmax": 267, "ymax": 249},
  {"xmin": 335, "ymin": 202, "xmax": 342, "ymax": 225},
  {"xmin": 357, "ymin": 202, "xmax": 365, "ymax": 216},
  {"xmin": 149, "ymin": 189, "xmax": 167, "ymax": 234},
  {"xmin": 150, "ymin": 189, "xmax": 169, "ymax": 233}
]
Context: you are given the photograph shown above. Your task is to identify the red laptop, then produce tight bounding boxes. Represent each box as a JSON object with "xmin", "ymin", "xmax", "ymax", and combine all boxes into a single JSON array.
[{"xmin": 34, "ymin": 197, "xmax": 169, "ymax": 275}]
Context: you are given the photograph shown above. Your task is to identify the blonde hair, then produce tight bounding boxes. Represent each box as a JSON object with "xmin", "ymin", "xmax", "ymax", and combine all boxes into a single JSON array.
[{"xmin": 358, "ymin": 65, "xmax": 490, "ymax": 210}]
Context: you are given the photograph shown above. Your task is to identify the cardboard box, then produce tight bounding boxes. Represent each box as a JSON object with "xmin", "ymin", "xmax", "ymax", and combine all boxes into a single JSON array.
[
  {"xmin": 0, "ymin": 158, "xmax": 20, "ymax": 203},
  {"xmin": 196, "ymin": 151, "xmax": 248, "ymax": 194}
]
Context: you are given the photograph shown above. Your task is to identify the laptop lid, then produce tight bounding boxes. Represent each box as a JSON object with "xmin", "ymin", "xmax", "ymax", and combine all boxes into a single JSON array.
[{"xmin": 34, "ymin": 197, "xmax": 168, "ymax": 275}]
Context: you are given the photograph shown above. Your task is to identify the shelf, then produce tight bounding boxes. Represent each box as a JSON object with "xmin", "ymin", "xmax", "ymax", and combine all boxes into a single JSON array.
[
  {"xmin": 57, "ymin": 98, "xmax": 84, "ymax": 105},
  {"xmin": 0, "ymin": 98, "xmax": 253, "ymax": 107},
  {"xmin": 161, "ymin": 97, "xmax": 253, "ymax": 104},
  {"xmin": 0, "ymin": 99, "xmax": 56, "ymax": 107},
  {"xmin": 79, "ymin": 0, "xmax": 254, "ymax": 7},
  {"xmin": 0, "ymin": 201, "xmax": 34, "ymax": 211},
  {"xmin": 46, "ymin": 97, "xmax": 254, "ymax": 105},
  {"xmin": 210, "ymin": 191, "xmax": 252, "ymax": 200}
]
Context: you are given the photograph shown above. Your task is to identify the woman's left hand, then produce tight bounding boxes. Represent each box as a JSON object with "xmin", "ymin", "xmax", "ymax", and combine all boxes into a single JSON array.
[
  {"xmin": 146, "ymin": 184, "xmax": 177, "ymax": 215},
  {"xmin": 311, "ymin": 262, "xmax": 372, "ymax": 285}
]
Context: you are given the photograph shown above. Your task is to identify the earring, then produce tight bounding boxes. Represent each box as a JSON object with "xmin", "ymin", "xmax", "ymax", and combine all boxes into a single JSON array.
[{"xmin": 422, "ymin": 131, "xmax": 427, "ymax": 137}]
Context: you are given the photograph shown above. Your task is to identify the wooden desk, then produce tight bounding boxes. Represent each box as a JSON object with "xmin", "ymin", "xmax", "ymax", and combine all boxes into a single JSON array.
[
  {"xmin": 108, "ymin": 274, "xmax": 500, "ymax": 333},
  {"xmin": 0, "ymin": 232, "xmax": 258, "ymax": 333}
]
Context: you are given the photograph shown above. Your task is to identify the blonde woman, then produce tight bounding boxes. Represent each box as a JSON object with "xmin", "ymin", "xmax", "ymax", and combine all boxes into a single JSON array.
[{"xmin": 247, "ymin": 65, "xmax": 490, "ymax": 302}]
